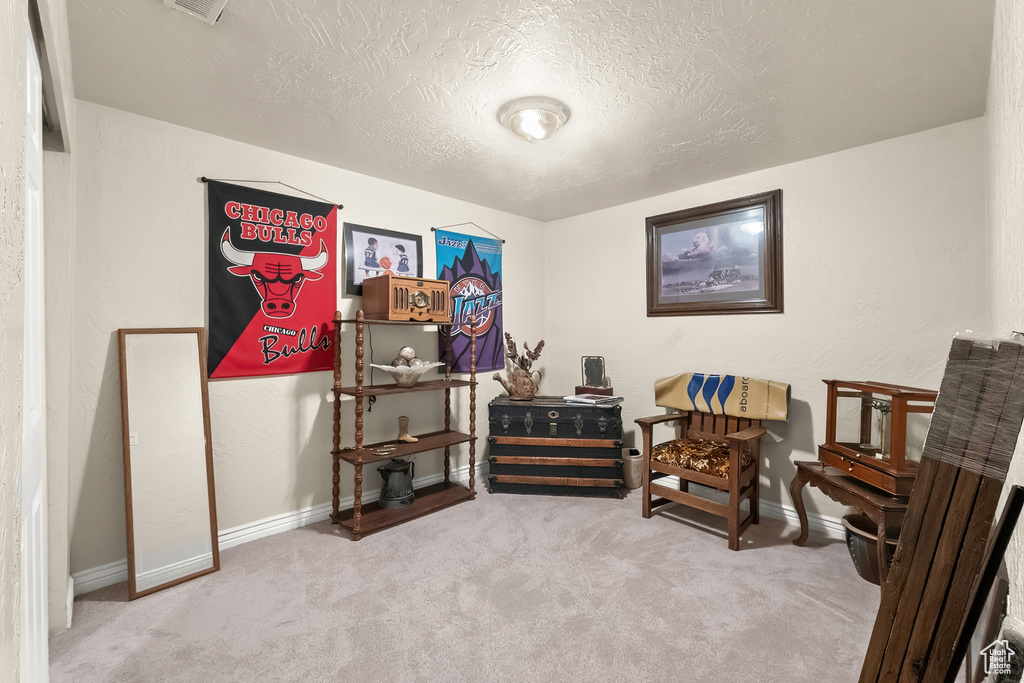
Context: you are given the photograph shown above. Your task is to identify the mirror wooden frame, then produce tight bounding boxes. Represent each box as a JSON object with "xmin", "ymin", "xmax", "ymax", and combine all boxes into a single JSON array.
[{"xmin": 117, "ymin": 327, "xmax": 220, "ymax": 600}]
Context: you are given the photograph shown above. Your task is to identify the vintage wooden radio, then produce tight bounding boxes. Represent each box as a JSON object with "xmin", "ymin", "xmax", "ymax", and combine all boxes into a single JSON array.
[
  {"xmin": 819, "ymin": 379, "xmax": 938, "ymax": 496},
  {"xmin": 361, "ymin": 274, "xmax": 451, "ymax": 323}
]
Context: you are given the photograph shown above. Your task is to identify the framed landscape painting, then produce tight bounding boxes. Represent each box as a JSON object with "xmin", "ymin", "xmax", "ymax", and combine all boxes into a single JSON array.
[{"xmin": 646, "ymin": 189, "xmax": 783, "ymax": 317}]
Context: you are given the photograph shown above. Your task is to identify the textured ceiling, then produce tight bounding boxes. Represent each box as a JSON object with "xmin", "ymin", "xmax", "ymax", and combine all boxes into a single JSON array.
[{"xmin": 67, "ymin": 0, "xmax": 993, "ymax": 221}]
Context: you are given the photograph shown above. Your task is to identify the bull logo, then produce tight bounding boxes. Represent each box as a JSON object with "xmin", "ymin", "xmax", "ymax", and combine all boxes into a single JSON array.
[{"xmin": 220, "ymin": 228, "xmax": 329, "ymax": 318}]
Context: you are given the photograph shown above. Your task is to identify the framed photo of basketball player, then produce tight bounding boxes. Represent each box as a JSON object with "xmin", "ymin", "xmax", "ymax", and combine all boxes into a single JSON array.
[
  {"xmin": 343, "ymin": 223, "xmax": 423, "ymax": 296},
  {"xmin": 646, "ymin": 189, "xmax": 783, "ymax": 317}
]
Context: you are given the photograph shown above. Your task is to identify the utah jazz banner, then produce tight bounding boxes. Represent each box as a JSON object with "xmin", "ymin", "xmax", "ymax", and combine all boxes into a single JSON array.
[
  {"xmin": 655, "ymin": 372, "xmax": 790, "ymax": 421},
  {"xmin": 436, "ymin": 230, "xmax": 503, "ymax": 373},
  {"xmin": 207, "ymin": 181, "xmax": 336, "ymax": 378}
]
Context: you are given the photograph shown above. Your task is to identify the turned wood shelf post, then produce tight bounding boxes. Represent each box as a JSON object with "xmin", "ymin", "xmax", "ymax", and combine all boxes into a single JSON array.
[
  {"xmin": 331, "ymin": 311, "xmax": 343, "ymax": 520},
  {"xmin": 443, "ymin": 322, "xmax": 452, "ymax": 486},
  {"xmin": 469, "ymin": 315, "xmax": 477, "ymax": 498},
  {"xmin": 353, "ymin": 310, "xmax": 365, "ymax": 540}
]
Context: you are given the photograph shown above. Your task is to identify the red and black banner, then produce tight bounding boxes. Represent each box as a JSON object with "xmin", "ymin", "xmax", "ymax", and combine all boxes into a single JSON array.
[{"xmin": 207, "ymin": 181, "xmax": 336, "ymax": 378}]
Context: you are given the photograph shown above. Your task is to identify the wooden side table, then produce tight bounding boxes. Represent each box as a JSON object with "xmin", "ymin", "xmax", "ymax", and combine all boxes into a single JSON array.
[{"xmin": 789, "ymin": 460, "xmax": 910, "ymax": 586}]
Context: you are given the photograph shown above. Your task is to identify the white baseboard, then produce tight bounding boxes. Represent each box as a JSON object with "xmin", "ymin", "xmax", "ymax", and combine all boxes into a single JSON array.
[
  {"xmin": 760, "ymin": 497, "xmax": 846, "ymax": 540},
  {"xmin": 136, "ymin": 553, "xmax": 215, "ymax": 593},
  {"xmin": 73, "ymin": 558, "xmax": 129, "ymax": 596},
  {"xmin": 217, "ymin": 501, "xmax": 334, "ymax": 551},
  {"xmin": 72, "ymin": 461, "xmax": 485, "ymax": 596},
  {"xmin": 1002, "ymin": 615, "xmax": 1024, "ymax": 641},
  {"xmin": 74, "ymin": 463, "xmax": 843, "ymax": 596}
]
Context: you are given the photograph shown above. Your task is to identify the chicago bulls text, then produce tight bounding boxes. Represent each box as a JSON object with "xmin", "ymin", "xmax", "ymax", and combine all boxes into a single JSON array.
[
  {"xmin": 259, "ymin": 325, "xmax": 330, "ymax": 365},
  {"xmin": 225, "ymin": 200, "xmax": 328, "ymax": 247}
]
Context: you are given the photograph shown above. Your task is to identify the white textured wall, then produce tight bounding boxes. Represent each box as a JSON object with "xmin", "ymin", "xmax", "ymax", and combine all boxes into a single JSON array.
[
  {"xmin": 0, "ymin": 0, "xmax": 28, "ymax": 675},
  {"xmin": 987, "ymin": 0, "xmax": 1024, "ymax": 639},
  {"xmin": 543, "ymin": 119, "xmax": 988, "ymax": 522},
  {"xmin": 68, "ymin": 102, "xmax": 545, "ymax": 575}
]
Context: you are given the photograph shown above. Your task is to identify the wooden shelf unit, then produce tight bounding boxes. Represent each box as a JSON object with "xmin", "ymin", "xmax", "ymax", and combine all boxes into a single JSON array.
[
  {"xmin": 329, "ymin": 309, "xmax": 477, "ymax": 540},
  {"xmin": 337, "ymin": 429, "xmax": 473, "ymax": 465},
  {"xmin": 334, "ymin": 482, "xmax": 473, "ymax": 536}
]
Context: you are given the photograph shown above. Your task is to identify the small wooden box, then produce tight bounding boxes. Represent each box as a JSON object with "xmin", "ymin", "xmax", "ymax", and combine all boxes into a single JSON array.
[
  {"xmin": 575, "ymin": 385, "xmax": 614, "ymax": 396},
  {"xmin": 362, "ymin": 274, "xmax": 451, "ymax": 323}
]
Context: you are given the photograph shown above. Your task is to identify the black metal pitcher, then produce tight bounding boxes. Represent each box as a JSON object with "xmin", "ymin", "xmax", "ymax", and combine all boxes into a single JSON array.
[{"xmin": 378, "ymin": 458, "xmax": 415, "ymax": 509}]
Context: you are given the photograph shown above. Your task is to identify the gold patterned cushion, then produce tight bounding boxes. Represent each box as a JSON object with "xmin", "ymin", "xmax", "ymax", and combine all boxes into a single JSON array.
[{"xmin": 650, "ymin": 438, "xmax": 750, "ymax": 478}]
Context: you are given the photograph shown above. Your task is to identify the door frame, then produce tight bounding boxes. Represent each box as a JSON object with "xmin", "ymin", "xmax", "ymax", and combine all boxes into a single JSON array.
[{"xmin": 21, "ymin": 28, "xmax": 50, "ymax": 682}]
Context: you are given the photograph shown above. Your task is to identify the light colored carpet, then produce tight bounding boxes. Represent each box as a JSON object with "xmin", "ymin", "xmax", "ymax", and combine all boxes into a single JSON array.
[{"xmin": 50, "ymin": 491, "xmax": 879, "ymax": 682}]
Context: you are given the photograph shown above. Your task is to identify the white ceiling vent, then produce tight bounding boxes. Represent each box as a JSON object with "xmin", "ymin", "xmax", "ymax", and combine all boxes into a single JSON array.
[{"xmin": 162, "ymin": 0, "xmax": 228, "ymax": 25}]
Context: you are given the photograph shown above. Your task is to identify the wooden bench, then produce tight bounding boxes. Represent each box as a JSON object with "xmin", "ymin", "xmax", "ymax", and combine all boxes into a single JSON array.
[{"xmin": 635, "ymin": 410, "xmax": 767, "ymax": 550}]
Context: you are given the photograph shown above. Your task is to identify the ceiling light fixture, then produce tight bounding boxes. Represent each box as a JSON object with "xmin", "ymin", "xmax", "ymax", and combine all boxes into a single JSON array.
[{"xmin": 498, "ymin": 97, "xmax": 571, "ymax": 143}]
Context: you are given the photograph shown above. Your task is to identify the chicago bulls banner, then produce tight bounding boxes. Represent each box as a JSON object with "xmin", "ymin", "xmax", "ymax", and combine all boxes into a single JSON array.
[
  {"xmin": 435, "ymin": 230, "xmax": 503, "ymax": 373},
  {"xmin": 207, "ymin": 180, "xmax": 336, "ymax": 378}
]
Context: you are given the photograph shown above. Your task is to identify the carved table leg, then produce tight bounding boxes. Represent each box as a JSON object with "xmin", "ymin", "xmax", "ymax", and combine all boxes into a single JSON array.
[
  {"xmin": 877, "ymin": 513, "xmax": 889, "ymax": 588},
  {"xmin": 790, "ymin": 469, "xmax": 811, "ymax": 546}
]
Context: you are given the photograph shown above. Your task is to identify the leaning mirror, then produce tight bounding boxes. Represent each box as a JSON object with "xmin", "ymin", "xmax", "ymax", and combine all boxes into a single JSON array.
[{"xmin": 118, "ymin": 327, "xmax": 219, "ymax": 600}]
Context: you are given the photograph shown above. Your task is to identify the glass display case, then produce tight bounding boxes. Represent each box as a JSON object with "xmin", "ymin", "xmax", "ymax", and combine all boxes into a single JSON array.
[{"xmin": 820, "ymin": 380, "xmax": 938, "ymax": 495}]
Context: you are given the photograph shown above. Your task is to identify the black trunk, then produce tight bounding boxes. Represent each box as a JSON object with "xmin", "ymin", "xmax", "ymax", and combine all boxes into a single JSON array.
[{"xmin": 487, "ymin": 396, "xmax": 626, "ymax": 498}]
